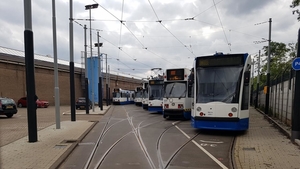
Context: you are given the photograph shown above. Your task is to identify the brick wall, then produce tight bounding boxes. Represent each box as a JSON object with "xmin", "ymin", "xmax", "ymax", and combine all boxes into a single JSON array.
[{"xmin": 0, "ymin": 60, "xmax": 142, "ymax": 105}]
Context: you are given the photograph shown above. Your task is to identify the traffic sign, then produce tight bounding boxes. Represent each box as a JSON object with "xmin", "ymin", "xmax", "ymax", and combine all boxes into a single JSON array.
[{"xmin": 292, "ymin": 58, "xmax": 300, "ymax": 70}]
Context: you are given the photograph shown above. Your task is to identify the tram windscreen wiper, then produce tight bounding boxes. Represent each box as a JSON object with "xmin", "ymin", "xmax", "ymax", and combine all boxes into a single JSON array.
[
  {"xmin": 178, "ymin": 89, "xmax": 187, "ymax": 99},
  {"xmin": 169, "ymin": 83, "xmax": 176, "ymax": 97}
]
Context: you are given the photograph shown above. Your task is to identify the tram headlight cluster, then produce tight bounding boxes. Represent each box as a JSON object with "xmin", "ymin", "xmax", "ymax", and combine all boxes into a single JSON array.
[
  {"xmin": 196, "ymin": 107, "xmax": 201, "ymax": 112},
  {"xmin": 178, "ymin": 104, "xmax": 183, "ymax": 109},
  {"xmin": 231, "ymin": 107, "xmax": 237, "ymax": 112}
]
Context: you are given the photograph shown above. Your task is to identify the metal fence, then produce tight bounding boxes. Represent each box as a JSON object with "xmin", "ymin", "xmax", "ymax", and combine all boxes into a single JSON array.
[{"xmin": 253, "ymin": 69, "xmax": 295, "ymax": 127}]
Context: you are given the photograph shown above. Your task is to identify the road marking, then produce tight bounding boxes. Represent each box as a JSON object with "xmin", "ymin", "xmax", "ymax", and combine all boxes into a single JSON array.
[
  {"xmin": 200, "ymin": 140, "xmax": 224, "ymax": 144},
  {"xmin": 173, "ymin": 124, "xmax": 228, "ymax": 169}
]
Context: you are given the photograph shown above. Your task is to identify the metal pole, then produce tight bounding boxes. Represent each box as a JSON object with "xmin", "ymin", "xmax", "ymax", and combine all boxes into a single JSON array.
[
  {"xmin": 84, "ymin": 25, "xmax": 89, "ymax": 114},
  {"xmin": 255, "ymin": 50, "xmax": 260, "ymax": 108},
  {"xmin": 108, "ymin": 65, "xmax": 111, "ymax": 105},
  {"xmin": 265, "ymin": 18, "xmax": 272, "ymax": 115},
  {"xmin": 24, "ymin": 0, "xmax": 37, "ymax": 142},
  {"xmin": 52, "ymin": 0, "xmax": 60, "ymax": 129},
  {"xmin": 97, "ymin": 32, "xmax": 103, "ymax": 110},
  {"xmin": 291, "ymin": 28, "xmax": 300, "ymax": 141},
  {"xmin": 251, "ymin": 58, "xmax": 254, "ymax": 106},
  {"xmin": 69, "ymin": 0, "xmax": 76, "ymax": 121},
  {"xmin": 89, "ymin": 8, "xmax": 95, "ymax": 112},
  {"xmin": 106, "ymin": 54, "xmax": 108, "ymax": 106}
]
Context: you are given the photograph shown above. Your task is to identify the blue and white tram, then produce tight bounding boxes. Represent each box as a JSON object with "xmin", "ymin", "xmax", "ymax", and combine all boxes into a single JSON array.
[
  {"xmin": 142, "ymin": 82, "xmax": 149, "ymax": 109},
  {"xmin": 112, "ymin": 88, "xmax": 135, "ymax": 105},
  {"xmin": 163, "ymin": 68, "xmax": 192, "ymax": 119},
  {"xmin": 191, "ymin": 53, "xmax": 251, "ymax": 131},
  {"xmin": 134, "ymin": 86, "xmax": 143, "ymax": 106},
  {"xmin": 148, "ymin": 79, "xmax": 164, "ymax": 113}
]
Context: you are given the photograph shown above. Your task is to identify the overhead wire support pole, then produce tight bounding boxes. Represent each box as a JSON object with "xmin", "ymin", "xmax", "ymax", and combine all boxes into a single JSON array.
[
  {"xmin": 52, "ymin": 0, "xmax": 60, "ymax": 129},
  {"xmin": 24, "ymin": 0, "xmax": 38, "ymax": 142},
  {"xmin": 96, "ymin": 32, "xmax": 103, "ymax": 110},
  {"xmin": 265, "ymin": 18, "xmax": 272, "ymax": 115},
  {"xmin": 69, "ymin": 0, "xmax": 76, "ymax": 121},
  {"xmin": 84, "ymin": 25, "xmax": 89, "ymax": 114},
  {"xmin": 255, "ymin": 50, "xmax": 261, "ymax": 109},
  {"xmin": 106, "ymin": 54, "xmax": 108, "ymax": 106}
]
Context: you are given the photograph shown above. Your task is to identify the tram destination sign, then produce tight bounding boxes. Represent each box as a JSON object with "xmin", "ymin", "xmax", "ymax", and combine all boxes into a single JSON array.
[
  {"xmin": 149, "ymin": 80, "xmax": 164, "ymax": 85},
  {"xmin": 197, "ymin": 55, "xmax": 244, "ymax": 67},
  {"xmin": 167, "ymin": 69, "xmax": 184, "ymax": 80}
]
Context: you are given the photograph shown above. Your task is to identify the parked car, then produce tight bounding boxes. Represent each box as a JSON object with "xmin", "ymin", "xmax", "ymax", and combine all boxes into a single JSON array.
[
  {"xmin": 0, "ymin": 97, "xmax": 18, "ymax": 118},
  {"xmin": 17, "ymin": 97, "xmax": 49, "ymax": 108},
  {"xmin": 76, "ymin": 97, "xmax": 92, "ymax": 110}
]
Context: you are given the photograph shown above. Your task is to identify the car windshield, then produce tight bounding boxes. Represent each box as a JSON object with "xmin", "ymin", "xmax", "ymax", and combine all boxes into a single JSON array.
[{"xmin": 1, "ymin": 98, "xmax": 15, "ymax": 104}]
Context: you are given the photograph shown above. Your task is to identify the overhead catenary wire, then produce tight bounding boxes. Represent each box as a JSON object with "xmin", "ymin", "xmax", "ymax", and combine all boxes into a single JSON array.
[
  {"xmin": 213, "ymin": 0, "xmax": 231, "ymax": 52},
  {"xmin": 148, "ymin": 0, "xmax": 197, "ymax": 58},
  {"xmin": 77, "ymin": 0, "xmax": 268, "ymax": 79}
]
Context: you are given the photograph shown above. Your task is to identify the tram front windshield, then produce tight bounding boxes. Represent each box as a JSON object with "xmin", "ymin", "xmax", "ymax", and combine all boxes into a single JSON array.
[
  {"xmin": 164, "ymin": 82, "xmax": 187, "ymax": 98},
  {"xmin": 135, "ymin": 91, "xmax": 142, "ymax": 98},
  {"xmin": 149, "ymin": 85, "xmax": 164, "ymax": 100},
  {"xmin": 113, "ymin": 92, "xmax": 121, "ymax": 98},
  {"xmin": 196, "ymin": 66, "xmax": 243, "ymax": 103},
  {"xmin": 142, "ymin": 89, "xmax": 148, "ymax": 98}
]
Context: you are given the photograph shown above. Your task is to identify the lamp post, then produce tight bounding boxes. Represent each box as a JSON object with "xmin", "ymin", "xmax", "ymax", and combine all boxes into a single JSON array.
[
  {"xmin": 52, "ymin": 0, "xmax": 60, "ymax": 129},
  {"xmin": 85, "ymin": 3, "xmax": 98, "ymax": 112}
]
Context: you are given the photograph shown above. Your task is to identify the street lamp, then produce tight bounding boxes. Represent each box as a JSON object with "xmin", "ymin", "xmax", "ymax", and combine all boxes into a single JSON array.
[{"xmin": 85, "ymin": 3, "xmax": 98, "ymax": 112}]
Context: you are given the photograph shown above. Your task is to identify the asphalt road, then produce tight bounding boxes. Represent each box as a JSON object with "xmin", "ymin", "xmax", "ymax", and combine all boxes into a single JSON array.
[{"xmin": 59, "ymin": 104, "xmax": 237, "ymax": 169}]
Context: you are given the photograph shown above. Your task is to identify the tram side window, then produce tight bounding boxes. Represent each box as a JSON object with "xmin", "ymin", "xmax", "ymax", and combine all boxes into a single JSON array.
[
  {"xmin": 241, "ymin": 71, "xmax": 250, "ymax": 110},
  {"xmin": 188, "ymin": 68, "xmax": 194, "ymax": 97}
]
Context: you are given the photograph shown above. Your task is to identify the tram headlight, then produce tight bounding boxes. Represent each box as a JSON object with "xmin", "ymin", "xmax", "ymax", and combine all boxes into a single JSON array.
[
  {"xmin": 196, "ymin": 107, "xmax": 201, "ymax": 112},
  {"xmin": 231, "ymin": 107, "xmax": 237, "ymax": 112},
  {"xmin": 178, "ymin": 104, "xmax": 183, "ymax": 109}
]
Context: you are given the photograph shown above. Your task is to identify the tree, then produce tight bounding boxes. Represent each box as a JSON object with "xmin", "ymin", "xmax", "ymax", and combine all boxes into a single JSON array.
[
  {"xmin": 291, "ymin": 0, "xmax": 300, "ymax": 21},
  {"xmin": 253, "ymin": 42, "xmax": 296, "ymax": 89}
]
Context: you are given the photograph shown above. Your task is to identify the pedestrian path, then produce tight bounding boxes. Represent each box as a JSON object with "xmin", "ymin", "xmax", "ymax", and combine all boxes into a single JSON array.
[
  {"xmin": 0, "ymin": 106, "xmax": 110, "ymax": 169},
  {"xmin": 0, "ymin": 120, "xmax": 95, "ymax": 169},
  {"xmin": 233, "ymin": 107, "xmax": 300, "ymax": 169}
]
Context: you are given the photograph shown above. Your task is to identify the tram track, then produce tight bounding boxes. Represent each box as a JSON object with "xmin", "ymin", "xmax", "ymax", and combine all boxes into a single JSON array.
[
  {"xmin": 84, "ymin": 106, "xmax": 166, "ymax": 169},
  {"xmin": 156, "ymin": 122, "xmax": 200, "ymax": 169},
  {"xmin": 63, "ymin": 105, "xmax": 237, "ymax": 169}
]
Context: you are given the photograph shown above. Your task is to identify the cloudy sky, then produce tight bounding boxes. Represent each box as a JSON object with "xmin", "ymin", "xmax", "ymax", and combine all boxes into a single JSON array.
[{"xmin": 0, "ymin": 0, "xmax": 298, "ymax": 79}]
